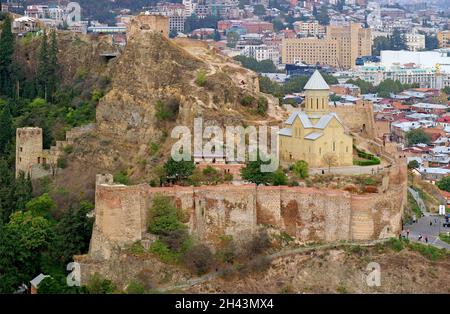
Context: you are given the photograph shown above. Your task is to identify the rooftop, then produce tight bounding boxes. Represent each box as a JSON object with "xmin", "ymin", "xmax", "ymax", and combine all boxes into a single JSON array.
[{"xmin": 304, "ymin": 70, "xmax": 330, "ymax": 90}]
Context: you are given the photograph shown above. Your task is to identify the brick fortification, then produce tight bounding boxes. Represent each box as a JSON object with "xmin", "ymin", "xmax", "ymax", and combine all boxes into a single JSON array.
[
  {"xmin": 15, "ymin": 125, "xmax": 94, "ymax": 179},
  {"xmin": 85, "ymin": 160, "xmax": 407, "ymax": 262},
  {"xmin": 333, "ymin": 100, "xmax": 376, "ymax": 139},
  {"xmin": 126, "ymin": 14, "xmax": 169, "ymax": 41}
]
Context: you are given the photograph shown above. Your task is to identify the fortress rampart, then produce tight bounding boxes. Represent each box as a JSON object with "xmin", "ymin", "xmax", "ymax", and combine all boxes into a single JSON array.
[
  {"xmin": 333, "ymin": 100, "xmax": 375, "ymax": 139},
  {"xmin": 15, "ymin": 124, "xmax": 94, "ymax": 179},
  {"xmin": 86, "ymin": 160, "xmax": 407, "ymax": 262}
]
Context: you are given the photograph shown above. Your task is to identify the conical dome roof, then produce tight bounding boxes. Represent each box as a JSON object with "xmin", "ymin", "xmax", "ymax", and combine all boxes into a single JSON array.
[{"xmin": 304, "ymin": 70, "xmax": 330, "ymax": 90}]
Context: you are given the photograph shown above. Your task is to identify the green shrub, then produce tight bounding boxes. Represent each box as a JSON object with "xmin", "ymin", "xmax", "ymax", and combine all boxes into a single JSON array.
[
  {"xmin": 385, "ymin": 237, "xmax": 405, "ymax": 252},
  {"xmin": 63, "ymin": 145, "xmax": 74, "ymax": 154},
  {"xmin": 195, "ymin": 69, "xmax": 207, "ymax": 86},
  {"xmin": 126, "ymin": 281, "xmax": 146, "ymax": 294},
  {"xmin": 257, "ymin": 96, "xmax": 268, "ymax": 114},
  {"xmin": 86, "ymin": 273, "xmax": 116, "ymax": 294},
  {"xmin": 113, "ymin": 170, "xmax": 130, "ymax": 185},
  {"xmin": 129, "ymin": 241, "xmax": 146, "ymax": 256},
  {"xmin": 439, "ymin": 233, "xmax": 450, "ymax": 244},
  {"xmin": 155, "ymin": 99, "xmax": 179, "ymax": 121},
  {"xmin": 57, "ymin": 157, "xmax": 67, "ymax": 169},
  {"xmin": 407, "ymin": 242, "xmax": 448, "ymax": 261},
  {"xmin": 240, "ymin": 94, "xmax": 256, "ymax": 106},
  {"xmin": 353, "ymin": 146, "xmax": 381, "ymax": 166},
  {"xmin": 149, "ymin": 240, "xmax": 180, "ymax": 263},
  {"xmin": 148, "ymin": 195, "xmax": 186, "ymax": 235}
]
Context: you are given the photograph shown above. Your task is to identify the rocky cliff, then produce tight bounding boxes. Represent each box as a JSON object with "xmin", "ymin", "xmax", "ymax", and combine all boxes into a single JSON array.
[{"xmin": 54, "ymin": 32, "xmax": 278, "ymax": 200}]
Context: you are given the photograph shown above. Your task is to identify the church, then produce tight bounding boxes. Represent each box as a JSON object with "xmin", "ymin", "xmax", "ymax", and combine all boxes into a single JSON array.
[{"xmin": 278, "ymin": 70, "xmax": 353, "ymax": 168}]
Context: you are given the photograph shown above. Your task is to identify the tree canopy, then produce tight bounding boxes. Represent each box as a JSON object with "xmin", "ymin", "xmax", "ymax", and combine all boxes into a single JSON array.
[{"xmin": 406, "ymin": 129, "xmax": 431, "ymax": 146}]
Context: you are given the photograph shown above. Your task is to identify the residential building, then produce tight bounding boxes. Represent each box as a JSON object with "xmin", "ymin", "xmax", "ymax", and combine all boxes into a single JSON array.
[
  {"xmin": 292, "ymin": 21, "xmax": 326, "ymax": 38},
  {"xmin": 438, "ymin": 30, "xmax": 450, "ymax": 48},
  {"xmin": 405, "ymin": 33, "xmax": 426, "ymax": 52}
]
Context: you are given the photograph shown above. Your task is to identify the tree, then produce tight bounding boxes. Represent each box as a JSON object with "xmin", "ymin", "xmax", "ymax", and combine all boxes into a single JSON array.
[
  {"xmin": 424, "ymin": 34, "xmax": 439, "ymax": 51},
  {"xmin": 372, "ymin": 36, "xmax": 391, "ymax": 56},
  {"xmin": 226, "ymin": 31, "xmax": 240, "ymax": 48},
  {"xmin": 253, "ymin": 4, "xmax": 266, "ymax": 16},
  {"xmin": 51, "ymin": 201, "xmax": 94, "ymax": 265},
  {"xmin": 437, "ymin": 176, "xmax": 450, "ymax": 192},
  {"xmin": 406, "ymin": 129, "xmax": 431, "ymax": 146},
  {"xmin": 37, "ymin": 31, "xmax": 49, "ymax": 100},
  {"xmin": 322, "ymin": 153, "xmax": 338, "ymax": 172},
  {"xmin": 0, "ymin": 211, "xmax": 53, "ymax": 293},
  {"xmin": 13, "ymin": 171, "xmax": 33, "ymax": 212},
  {"xmin": 240, "ymin": 154, "xmax": 274, "ymax": 185},
  {"xmin": 346, "ymin": 79, "xmax": 375, "ymax": 94},
  {"xmin": 0, "ymin": 15, "xmax": 14, "ymax": 97},
  {"xmin": 47, "ymin": 31, "xmax": 59, "ymax": 101},
  {"xmin": 407, "ymin": 160, "xmax": 420, "ymax": 169},
  {"xmin": 25, "ymin": 193, "xmax": 55, "ymax": 218},
  {"xmin": 259, "ymin": 76, "xmax": 283, "ymax": 97},
  {"xmin": 317, "ymin": 6, "xmax": 330, "ymax": 25},
  {"xmin": 164, "ymin": 158, "xmax": 195, "ymax": 181},
  {"xmin": 293, "ymin": 160, "xmax": 309, "ymax": 179},
  {"xmin": 390, "ymin": 28, "xmax": 408, "ymax": 51},
  {"xmin": 148, "ymin": 195, "xmax": 185, "ymax": 235},
  {"xmin": 376, "ymin": 79, "xmax": 404, "ymax": 98},
  {"xmin": 0, "ymin": 103, "xmax": 13, "ymax": 155},
  {"xmin": 213, "ymin": 30, "xmax": 221, "ymax": 41}
]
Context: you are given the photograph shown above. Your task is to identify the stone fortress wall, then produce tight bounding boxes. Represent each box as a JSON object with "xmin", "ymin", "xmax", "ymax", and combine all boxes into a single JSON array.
[
  {"xmin": 15, "ymin": 124, "xmax": 94, "ymax": 179},
  {"xmin": 86, "ymin": 158, "xmax": 407, "ymax": 262},
  {"xmin": 126, "ymin": 14, "xmax": 169, "ymax": 40},
  {"xmin": 333, "ymin": 100, "xmax": 375, "ymax": 139}
]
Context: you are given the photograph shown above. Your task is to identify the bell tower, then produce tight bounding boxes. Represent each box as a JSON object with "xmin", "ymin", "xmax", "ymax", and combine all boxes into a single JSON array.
[{"xmin": 303, "ymin": 70, "xmax": 330, "ymax": 115}]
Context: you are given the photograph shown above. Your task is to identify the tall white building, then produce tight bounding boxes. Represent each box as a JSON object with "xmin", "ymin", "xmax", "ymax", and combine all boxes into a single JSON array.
[
  {"xmin": 237, "ymin": 44, "xmax": 280, "ymax": 65},
  {"xmin": 405, "ymin": 33, "xmax": 425, "ymax": 52}
]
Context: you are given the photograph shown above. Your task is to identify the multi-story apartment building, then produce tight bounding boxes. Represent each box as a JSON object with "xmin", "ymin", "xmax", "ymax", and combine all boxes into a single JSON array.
[
  {"xmin": 292, "ymin": 21, "xmax": 325, "ymax": 38},
  {"xmin": 405, "ymin": 33, "xmax": 426, "ymax": 51},
  {"xmin": 438, "ymin": 31, "xmax": 450, "ymax": 48},
  {"xmin": 236, "ymin": 43, "xmax": 280, "ymax": 65},
  {"xmin": 282, "ymin": 24, "xmax": 372, "ymax": 69},
  {"xmin": 148, "ymin": 3, "xmax": 187, "ymax": 32}
]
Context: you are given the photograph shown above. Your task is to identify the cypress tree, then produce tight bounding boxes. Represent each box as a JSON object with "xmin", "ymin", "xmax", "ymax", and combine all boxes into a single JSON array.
[
  {"xmin": 0, "ymin": 158, "xmax": 13, "ymax": 223},
  {"xmin": 48, "ymin": 30, "xmax": 59, "ymax": 101},
  {"xmin": 0, "ymin": 103, "xmax": 13, "ymax": 155},
  {"xmin": 37, "ymin": 31, "xmax": 49, "ymax": 100},
  {"xmin": 0, "ymin": 15, "xmax": 14, "ymax": 97},
  {"xmin": 13, "ymin": 171, "xmax": 33, "ymax": 212}
]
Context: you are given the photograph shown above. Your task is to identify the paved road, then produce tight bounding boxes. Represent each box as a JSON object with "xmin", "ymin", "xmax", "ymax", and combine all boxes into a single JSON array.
[{"xmin": 404, "ymin": 187, "xmax": 450, "ymax": 250}]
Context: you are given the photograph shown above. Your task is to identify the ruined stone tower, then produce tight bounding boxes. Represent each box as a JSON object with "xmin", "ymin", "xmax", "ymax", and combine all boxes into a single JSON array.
[
  {"xmin": 126, "ymin": 13, "xmax": 169, "ymax": 41},
  {"xmin": 16, "ymin": 127, "xmax": 44, "ymax": 178}
]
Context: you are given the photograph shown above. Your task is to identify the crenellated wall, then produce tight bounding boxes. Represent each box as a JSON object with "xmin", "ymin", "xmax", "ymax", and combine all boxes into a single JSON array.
[{"xmin": 87, "ymin": 161, "xmax": 407, "ymax": 261}]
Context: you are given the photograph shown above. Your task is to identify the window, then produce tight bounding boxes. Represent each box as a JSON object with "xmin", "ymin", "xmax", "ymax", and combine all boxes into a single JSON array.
[
  {"xmin": 20, "ymin": 147, "xmax": 23, "ymax": 152},
  {"xmin": 333, "ymin": 142, "xmax": 336, "ymax": 151}
]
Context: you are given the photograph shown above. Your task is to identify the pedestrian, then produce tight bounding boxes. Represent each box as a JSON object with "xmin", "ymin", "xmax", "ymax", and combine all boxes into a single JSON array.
[
  {"xmin": 425, "ymin": 237, "xmax": 428, "ymax": 243},
  {"xmin": 430, "ymin": 221, "xmax": 433, "ymax": 227},
  {"xmin": 406, "ymin": 229, "xmax": 410, "ymax": 239},
  {"xmin": 418, "ymin": 234, "xmax": 422, "ymax": 241}
]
